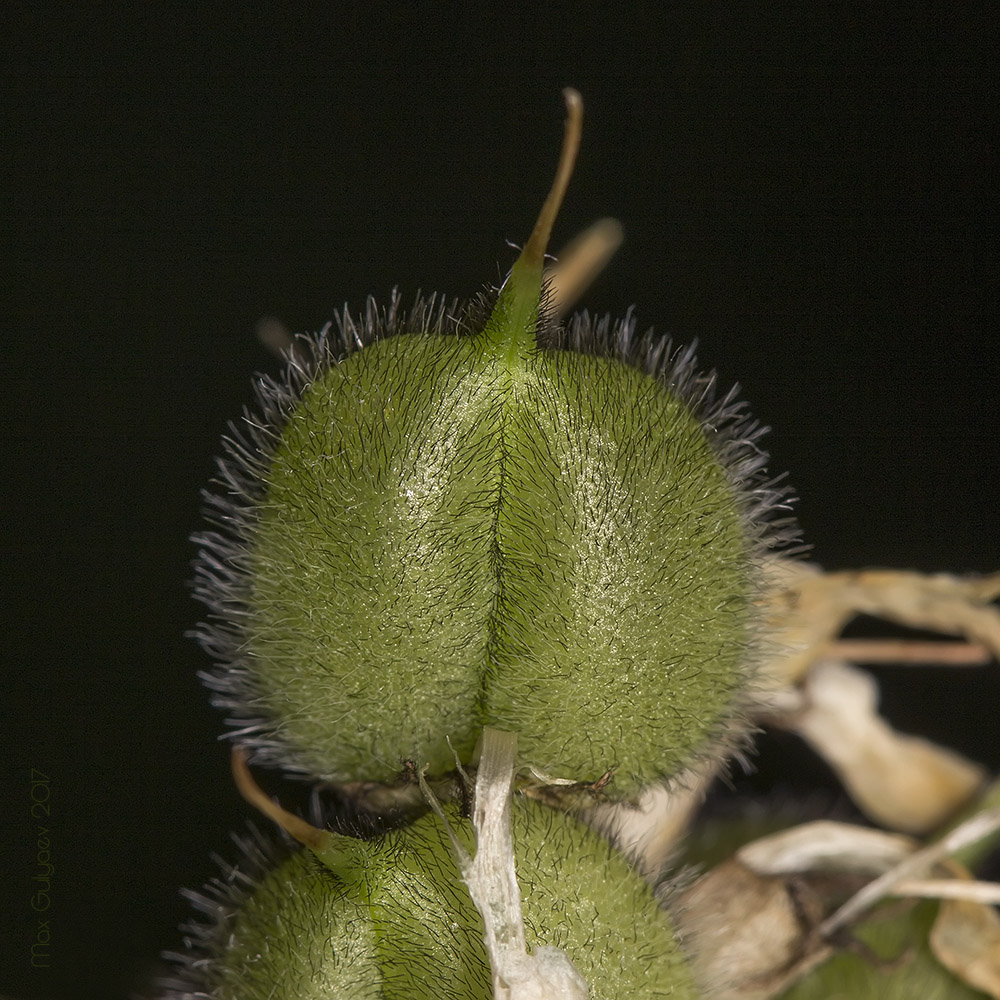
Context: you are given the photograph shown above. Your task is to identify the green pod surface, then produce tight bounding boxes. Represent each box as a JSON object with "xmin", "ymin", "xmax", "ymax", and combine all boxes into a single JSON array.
[
  {"xmin": 193, "ymin": 98, "xmax": 795, "ymax": 788},
  {"xmin": 194, "ymin": 287, "xmax": 793, "ymax": 789},
  {"xmin": 156, "ymin": 798, "xmax": 700, "ymax": 999}
]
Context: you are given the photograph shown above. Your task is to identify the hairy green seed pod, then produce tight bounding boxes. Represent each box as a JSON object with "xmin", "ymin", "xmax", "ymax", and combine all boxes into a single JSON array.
[
  {"xmin": 193, "ymin": 93, "xmax": 795, "ymax": 791},
  {"xmin": 156, "ymin": 800, "xmax": 699, "ymax": 1000}
]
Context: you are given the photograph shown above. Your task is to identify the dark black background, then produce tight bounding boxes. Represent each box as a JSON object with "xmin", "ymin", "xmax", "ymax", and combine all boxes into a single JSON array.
[{"xmin": 3, "ymin": 6, "xmax": 998, "ymax": 999}]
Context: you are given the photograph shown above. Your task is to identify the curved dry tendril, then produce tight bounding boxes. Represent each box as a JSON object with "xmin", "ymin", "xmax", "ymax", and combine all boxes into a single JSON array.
[
  {"xmin": 521, "ymin": 88, "xmax": 583, "ymax": 272},
  {"xmin": 230, "ymin": 747, "xmax": 329, "ymax": 851}
]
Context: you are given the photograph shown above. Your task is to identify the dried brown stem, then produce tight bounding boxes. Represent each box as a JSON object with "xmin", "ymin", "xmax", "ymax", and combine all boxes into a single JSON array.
[{"xmin": 824, "ymin": 638, "xmax": 992, "ymax": 666}]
